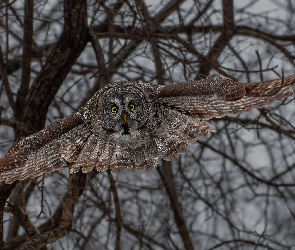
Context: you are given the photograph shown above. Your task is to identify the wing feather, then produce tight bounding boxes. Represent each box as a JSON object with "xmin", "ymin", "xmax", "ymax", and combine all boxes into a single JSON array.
[
  {"xmin": 0, "ymin": 115, "xmax": 88, "ymax": 184},
  {"xmin": 158, "ymin": 75, "xmax": 295, "ymax": 120}
]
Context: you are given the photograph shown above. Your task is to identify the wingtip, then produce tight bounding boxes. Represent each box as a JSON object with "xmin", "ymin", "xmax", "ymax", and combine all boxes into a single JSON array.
[{"xmin": 283, "ymin": 75, "xmax": 295, "ymax": 87}]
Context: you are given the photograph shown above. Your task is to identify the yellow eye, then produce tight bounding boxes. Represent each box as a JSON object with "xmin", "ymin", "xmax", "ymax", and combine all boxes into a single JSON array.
[
  {"xmin": 128, "ymin": 103, "xmax": 135, "ymax": 111},
  {"xmin": 111, "ymin": 105, "xmax": 118, "ymax": 113}
]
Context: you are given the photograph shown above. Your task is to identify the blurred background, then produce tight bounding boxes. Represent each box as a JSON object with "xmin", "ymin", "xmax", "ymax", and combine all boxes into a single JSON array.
[{"xmin": 0, "ymin": 0, "xmax": 295, "ymax": 249}]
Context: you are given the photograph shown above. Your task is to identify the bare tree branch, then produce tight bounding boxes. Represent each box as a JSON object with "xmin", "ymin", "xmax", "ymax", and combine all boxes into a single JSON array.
[{"xmin": 157, "ymin": 162, "xmax": 194, "ymax": 250}]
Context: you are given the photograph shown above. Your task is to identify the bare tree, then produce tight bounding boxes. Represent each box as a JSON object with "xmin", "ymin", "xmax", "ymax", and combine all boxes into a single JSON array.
[{"xmin": 0, "ymin": 0, "xmax": 295, "ymax": 249}]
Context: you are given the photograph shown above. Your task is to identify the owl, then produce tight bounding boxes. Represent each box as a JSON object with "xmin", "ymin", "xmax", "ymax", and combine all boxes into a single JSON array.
[{"xmin": 0, "ymin": 76, "xmax": 294, "ymax": 183}]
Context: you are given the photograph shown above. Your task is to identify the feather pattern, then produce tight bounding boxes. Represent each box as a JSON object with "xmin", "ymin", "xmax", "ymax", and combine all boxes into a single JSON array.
[
  {"xmin": 159, "ymin": 76, "xmax": 295, "ymax": 119},
  {"xmin": 0, "ymin": 75, "xmax": 294, "ymax": 183},
  {"xmin": 0, "ymin": 116, "xmax": 85, "ymax": 183}
]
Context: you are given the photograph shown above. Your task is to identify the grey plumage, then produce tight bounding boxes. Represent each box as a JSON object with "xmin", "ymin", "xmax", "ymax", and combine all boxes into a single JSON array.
[{"xmin": 0, "ymin": 76, "xmax": 294, "ymax": 183}]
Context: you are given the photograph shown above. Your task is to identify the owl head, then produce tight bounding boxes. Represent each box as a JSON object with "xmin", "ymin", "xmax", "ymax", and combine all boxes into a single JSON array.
[{"xmin": 95, "ymin": 82, "xmax": 157, "ymax": 145}]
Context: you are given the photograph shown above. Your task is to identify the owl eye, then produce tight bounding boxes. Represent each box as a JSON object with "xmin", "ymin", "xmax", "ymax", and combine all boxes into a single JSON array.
[
  {"xmin": 111, "ymin": 104, "xmax": 118, "ymax": 113},
  {"xmin": 128, "ymin": 102, "xmax": 136, "ymax": 111}
]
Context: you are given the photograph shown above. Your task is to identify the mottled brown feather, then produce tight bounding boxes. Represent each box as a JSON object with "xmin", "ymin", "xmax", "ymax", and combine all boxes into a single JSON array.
[
  {"xmin": 0, "ymin": 76, "xmax": 294, "ymax": 184},
  {"xmin": 0, "ymin": 115, "xmax": 85, "ymax": 184},
  {"xmin": 159, "ymin": 75, "xmax": 295, "ymax": 119}
]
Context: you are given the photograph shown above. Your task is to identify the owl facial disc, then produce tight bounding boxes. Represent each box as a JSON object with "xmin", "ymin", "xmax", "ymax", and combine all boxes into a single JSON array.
[{"xmin": 98, "ymin": 84, "xmax": 149, "ymax": 139}]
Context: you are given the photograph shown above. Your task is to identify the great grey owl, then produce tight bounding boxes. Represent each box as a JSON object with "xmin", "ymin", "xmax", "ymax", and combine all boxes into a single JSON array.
[{"xmin": 0, "ymin": 76, "xmax": 294, "ymax": 183}]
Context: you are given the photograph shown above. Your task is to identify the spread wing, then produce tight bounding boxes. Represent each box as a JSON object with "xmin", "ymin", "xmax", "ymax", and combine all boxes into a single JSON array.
[
  {"xmin": 158, "ymin": 75, "xmax": 295, "ymax": 119},
  {"xmin": 0, "ymin": 115, "xmax": 92, "ymax": 184}
]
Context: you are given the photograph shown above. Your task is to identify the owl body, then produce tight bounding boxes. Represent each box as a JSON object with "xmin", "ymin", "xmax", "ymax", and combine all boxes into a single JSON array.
[
  {"xmin": 63, "ymin": 81, "xmax": 206, "ymax": 173},
  {"xmin": 0, "ymin": 76, "xmax": 295, "ymax": 183}
]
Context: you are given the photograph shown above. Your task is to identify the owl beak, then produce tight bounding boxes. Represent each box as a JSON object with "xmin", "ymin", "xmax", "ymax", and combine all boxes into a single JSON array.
[{"xmin": 123, "ymin": 113, "xmax": 127, "ymax": 123}]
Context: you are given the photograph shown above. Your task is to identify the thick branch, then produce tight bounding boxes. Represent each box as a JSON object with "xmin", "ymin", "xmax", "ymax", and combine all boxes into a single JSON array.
[
  {"xmin": 16, "ymin": 172, "xmax": 88, "ymax": 250},
  {"xmin": 15, "ymin": 0, "xmax": 34, "ymax": 121},
  {"xmin": 20, "ymin": 0, "xmax": 88, "ymax": 136}
]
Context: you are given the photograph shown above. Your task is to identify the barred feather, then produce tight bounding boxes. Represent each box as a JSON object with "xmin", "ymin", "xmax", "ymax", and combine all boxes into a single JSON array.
[
  {"xmin": 0, "ymin": 116, "xmax": 85, "ymax": 184},
  {"xmin": 159, "ymin": 75, "xmax": 295, "ymax": 119},
  {"xmin": 0, "ymin": 76, "xmax": 294, "ymax": 183}
]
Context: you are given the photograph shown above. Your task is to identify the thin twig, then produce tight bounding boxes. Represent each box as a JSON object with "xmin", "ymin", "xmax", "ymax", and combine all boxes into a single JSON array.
[{"xmin": 108, "ymin": 170, "xmax": 122, "ymax": 250}]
